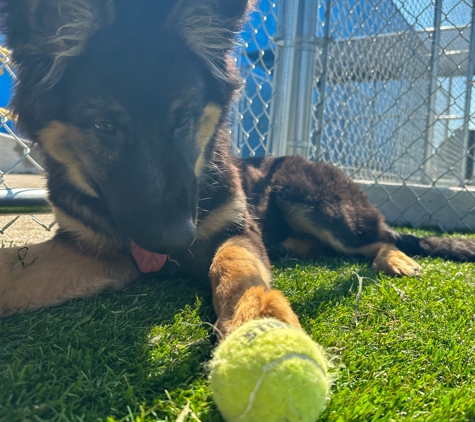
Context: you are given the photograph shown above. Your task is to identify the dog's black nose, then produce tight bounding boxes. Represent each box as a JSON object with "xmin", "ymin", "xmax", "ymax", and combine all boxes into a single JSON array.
[
  {"xmin": 158, "ymin": 217, "xmax": 196, "ymax": 254},
  {"xmin": 131, "ymin": 215, "xmax": 197, "ymax": 255}
]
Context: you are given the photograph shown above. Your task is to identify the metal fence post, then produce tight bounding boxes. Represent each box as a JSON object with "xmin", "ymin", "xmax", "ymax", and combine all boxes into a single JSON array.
[
  {"xmin": 460, "ymin": 2, "xmax": 475, "ymax": 182},
  {"xmin": 268, "ymin": 0, "xmax": 300, "ymax": 157},
  {"xmin": 423, "ymin": 0, "xmax": 443, "ymax": 182},
  {"xmin": 289, "ymin": 0, "xmax": 319, "ymax": 157},
  {"xmin": 313, "ymin": 0, "xmax": 332, "ymax": 160}
]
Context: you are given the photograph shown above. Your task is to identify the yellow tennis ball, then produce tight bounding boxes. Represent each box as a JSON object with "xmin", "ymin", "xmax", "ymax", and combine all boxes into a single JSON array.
[{"xmin": 209, "ymin": 318, "xmax": 332, "ymax": 422}]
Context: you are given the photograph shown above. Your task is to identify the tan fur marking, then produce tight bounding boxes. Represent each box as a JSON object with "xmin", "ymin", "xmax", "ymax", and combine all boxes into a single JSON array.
[
  {"xmin": 210, "ymin": 240, "xmax": 270, "ymax": 336},
  {"xmin": 0, "ymin": 238, "xmax": 138, "ymax": 316},
  {"xmin": 40, "ymin": 121, "xmax": 98, "ymax": 197},
  {"xmin": 54, "ymin": 208, "xmax": 120, "ymax": 255},
  {"xmin": 197, "ymin": 105, "xmax": 221, "ymax": 147},
  {"xmin": 197, "ymin": 197, "xmax": 245, "ymax": 240},
  {"xmin": 194, "ymin": 104, "xmax": 221, "ymax": 177},
  {"xmin": 170, "ymin": 99, "xmax": 183, "ymax": 113},
  {"xmin": 372, "ymin": 244, "xmax": 421, "ymax": 277},
  {"xmin": 224, "ymin": 286, "xmax": 302, "ymax": 336},
  {"xmin": 210, "ymin": 238, "xmax": 300, "ymax": 337},
  {"xmin": 211, "ymin": 242, "xmax": 271, "ymax": 291},
  {"xmin": 282, "ymin": 237, "xmax": 324, "ymax": 257},
  {"xmin": 286, "ymin": 208, "xmax": 353, "ymax": 254},
  {"xmin": 243, "ymin": 164, "xmax": 267, "ymax": 185},
  {"xmin": 353, "ymin": 242, "xmax": 385, "ymax": 260}
]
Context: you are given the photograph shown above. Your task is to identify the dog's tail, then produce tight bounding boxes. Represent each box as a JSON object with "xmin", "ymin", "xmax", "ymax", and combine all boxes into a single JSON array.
[{"xmin": 389, "ymin": 231, "xmax": 475, "ymax": 262}]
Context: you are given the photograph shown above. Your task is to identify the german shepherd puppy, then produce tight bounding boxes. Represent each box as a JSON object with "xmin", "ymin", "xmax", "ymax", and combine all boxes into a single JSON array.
[{"xmin": 0, "ymin": 0, "xmax": 475, "ymax": 336}]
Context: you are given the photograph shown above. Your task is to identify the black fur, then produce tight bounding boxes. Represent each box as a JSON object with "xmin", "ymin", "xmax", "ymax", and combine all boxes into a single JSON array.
[
  {"xmin": 0, "ymin": 0, "xmax": 474, "ymax": 311},
  {"xmin": 1, "ymin": 0, "xmax": 250, "ymax": 255},
  {"xmin": 240, "ymin": 156, "xmax": 475, "ymax": 262},
  {"xmin": 392, "ymin": 234, "xmax": 475, "ymax": 261}
]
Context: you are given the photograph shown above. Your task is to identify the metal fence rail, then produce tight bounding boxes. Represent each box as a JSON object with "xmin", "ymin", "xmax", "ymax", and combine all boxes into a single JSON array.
[{"xmin": 1, "ymin": 0, "xmax": 475, "ymax": 235}]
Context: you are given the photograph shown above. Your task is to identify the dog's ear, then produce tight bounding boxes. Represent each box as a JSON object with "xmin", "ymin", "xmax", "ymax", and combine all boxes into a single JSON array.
[
  {"xmin": 0, "ymin": 0, "xmax": 114, "ymax": 87},
  {"xmin": 167, "ymin": 0, "xmax": 256, "ymax": 81}
]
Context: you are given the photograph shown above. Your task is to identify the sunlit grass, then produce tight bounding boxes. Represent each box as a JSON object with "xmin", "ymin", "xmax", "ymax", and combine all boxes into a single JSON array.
[{"xmin": 1, "ymin": 228, "xmax": 475, "ymax": 421}]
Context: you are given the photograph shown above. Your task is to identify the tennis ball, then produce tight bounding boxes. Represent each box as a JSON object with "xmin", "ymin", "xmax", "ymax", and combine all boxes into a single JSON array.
[{"xmin": 209, "ymin": 318, "xmax": 332, "ymax": 422}]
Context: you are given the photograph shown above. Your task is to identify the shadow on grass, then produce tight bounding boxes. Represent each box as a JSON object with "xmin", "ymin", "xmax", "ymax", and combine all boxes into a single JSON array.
[{"xmin": 0, "ymin": 276, "xmax": 221, "ymax": 421}]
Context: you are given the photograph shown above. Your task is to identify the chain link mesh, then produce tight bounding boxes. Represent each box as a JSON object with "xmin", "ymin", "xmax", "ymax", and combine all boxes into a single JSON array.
[
  {"xmin": 1, "ymin": 0, "xmax": 475, "ymax": 235},
  {"xmin": 0, "ymin": 45, "xmax": 55, "ymax": 239},
  {"xmin": 232, "ymin": 0, "xmax": 277, "ymax": 157},
  {"xmin": 230, "ymin": 0, "xmax": 475, "ymax": 230},
  {"xmin": 305, "ymin": 0, "xmax": 475, "ymax": 230}
]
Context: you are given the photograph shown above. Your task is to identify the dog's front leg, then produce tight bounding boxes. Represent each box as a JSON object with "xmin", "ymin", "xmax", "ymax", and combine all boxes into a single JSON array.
[
  {"xmin": 209, "ymin": 235, "xmax": 301, "ymax": 337},
  {"xmin": 0, "ymin": 237, "xmax": 138, "ymax": 316}
]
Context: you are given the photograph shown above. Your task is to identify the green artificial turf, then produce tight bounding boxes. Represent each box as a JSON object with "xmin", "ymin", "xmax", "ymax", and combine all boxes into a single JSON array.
[{"xmin": 1, "ymin": 228, "xmax": 475, "ymax": 421}]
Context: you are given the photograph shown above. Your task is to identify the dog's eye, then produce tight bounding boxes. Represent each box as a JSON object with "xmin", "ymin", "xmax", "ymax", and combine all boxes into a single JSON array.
[
  {"xmin": 176, "ymin": 115, "xmax": 190, "ymax": 129},
  {"xmin": 94, "ymin": 119, "xmax": 116, "ymax": 134}
]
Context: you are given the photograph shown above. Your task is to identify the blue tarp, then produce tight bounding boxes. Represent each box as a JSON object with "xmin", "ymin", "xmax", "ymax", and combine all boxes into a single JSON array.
[{"xmin": 0, "ymin": 35, "xmax": 13, "ymax": 109}]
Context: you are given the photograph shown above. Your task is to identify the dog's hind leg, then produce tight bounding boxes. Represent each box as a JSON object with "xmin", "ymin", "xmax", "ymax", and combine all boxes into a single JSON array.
[
  {"xmin": 354, "ymin": 242, "xmax": 421, "ymax": 276},
  {"xmin": 264, "ymin": 156, "xmax": 422, "ymax": 276},
  {"xmin": 280, "ymin": 203, "xmax": 422, "ymax": 276},
  {"xmin": 0, "ymin": 237, "xmax": 138, "ymax": 316}
]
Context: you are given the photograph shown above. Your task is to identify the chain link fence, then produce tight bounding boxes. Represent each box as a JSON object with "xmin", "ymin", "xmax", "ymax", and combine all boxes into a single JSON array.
[
  {"xmin": 0, "ymin": 43, "xmax": 55, "ymax": 241},
  {"xmin": 307, "ymin": 0, "xmax": 475, "ymax": 230},
  {"xmin": 236, "ymin": 0, "xmax": 475, "ymax": 231},
  {"xmin": 233, "ymin": 0, "xmax": 278, "ymax": 157},
  {"xmin": 1, "ymin": 0, "xmax": 475, "ymax": 238}
]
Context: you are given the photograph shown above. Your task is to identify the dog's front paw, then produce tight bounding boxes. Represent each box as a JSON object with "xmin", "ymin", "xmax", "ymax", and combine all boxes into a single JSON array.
[{"xmin": 218, "ymin": 286, "xmax": 302, "ymax": 338}]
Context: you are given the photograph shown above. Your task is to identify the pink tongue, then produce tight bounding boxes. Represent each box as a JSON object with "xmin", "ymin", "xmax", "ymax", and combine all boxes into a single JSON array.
[{"xmin": 130, "ymin": 241, "xmax": 168, "ymax": 273}]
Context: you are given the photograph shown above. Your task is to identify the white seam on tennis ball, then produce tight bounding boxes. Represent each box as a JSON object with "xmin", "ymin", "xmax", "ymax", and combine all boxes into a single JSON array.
[{"xmin": 235, "ymin": 352, "xmax": 327, "ymax": 421}]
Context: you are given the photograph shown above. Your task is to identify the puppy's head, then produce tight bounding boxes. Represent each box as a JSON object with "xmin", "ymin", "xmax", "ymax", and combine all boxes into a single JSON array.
[{"xmin": 0, "ymin": 0, "xmax": 254, "ymax": 255}]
